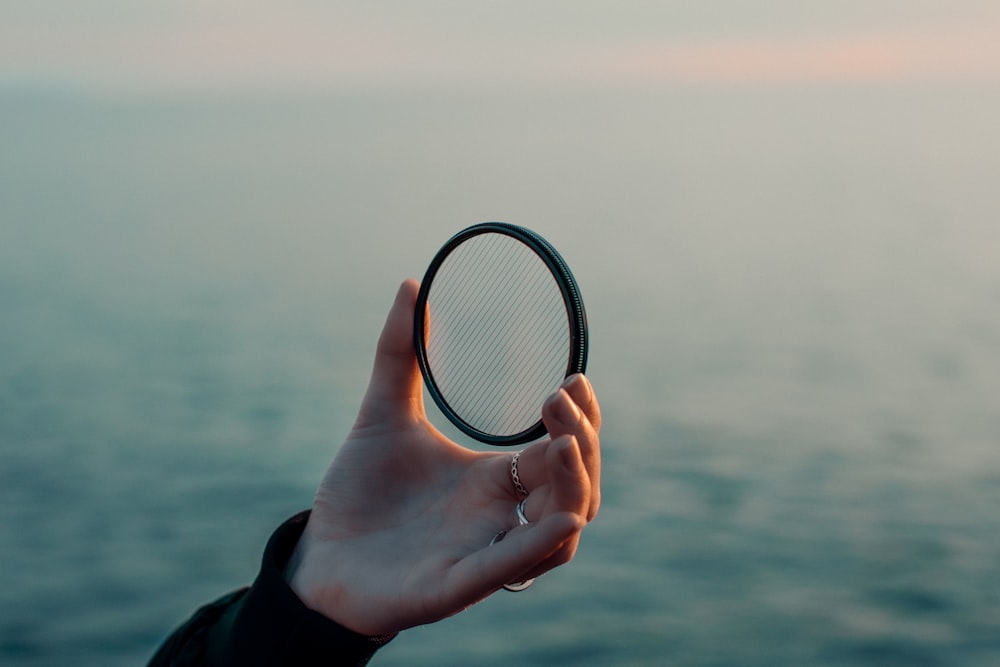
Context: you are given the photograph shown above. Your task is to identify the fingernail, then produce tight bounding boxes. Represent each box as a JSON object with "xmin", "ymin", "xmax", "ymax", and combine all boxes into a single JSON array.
[
  {"xmin": 557, "ymin": 435, "xmax": 578, "ymax": 468},
  {"xmin": 553, "ymin": 389, "xmax": 581, "ymax": 425},
  {"xmin": 562, "ymin": 373, "xmax": 592, "ymax": 403}
]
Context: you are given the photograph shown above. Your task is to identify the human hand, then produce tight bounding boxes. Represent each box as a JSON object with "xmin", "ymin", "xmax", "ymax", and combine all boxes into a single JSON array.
[{"xmin": 285, "ymin": 279, "xmax": 601, "ymax": 636}]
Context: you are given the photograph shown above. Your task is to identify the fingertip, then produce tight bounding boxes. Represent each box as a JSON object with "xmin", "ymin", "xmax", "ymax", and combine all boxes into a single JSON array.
[
  {"xmin": 553, "ymin": 434, "xmax": 581, "ymax": 470},
  {"xmin": 398, "ymin": 278, "xmax": 420, "ymax": 300},
  {"xmin": 387, "ymin": 279, "xmax": 419, "ymax": 326},
  {"xmin": 547, "ymin": 435, "xmax": 589, "ymax": 513},
  {"xmin": 542, "ymin": 510, "xmax": 586, "ymax": 545},
  {"xmin": 561, "ymin": 373, "xmax": 590, "ymax": 400},
  {"xmin": 542, "ymin": 389, "xmax": 582, "ymax": 434},
  {"xmin": 561, "ymin": 373, "xmax": 601, "ymax": 431},
  {"xmin": 378, "ymin": 279, "xmax": 419, "ymax": 356}
]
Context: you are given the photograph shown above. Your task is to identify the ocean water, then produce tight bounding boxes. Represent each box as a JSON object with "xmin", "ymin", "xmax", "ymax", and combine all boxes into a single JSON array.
[{"xmin": 1, "ymin": 85, "xmax": 999, "ymax": 666}]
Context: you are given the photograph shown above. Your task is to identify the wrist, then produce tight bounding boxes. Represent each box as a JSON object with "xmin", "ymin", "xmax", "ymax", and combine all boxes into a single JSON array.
[
  {"xmin": 282, "ymin": 525, "xmax": 377, "ymax": 636},
  {"xmin": 283, "ymin": 528, "xmax": 325, "ymax": 613},
  {"xmin": 220, "ymin": 512, "xmax": 397, "ymax": 661}
]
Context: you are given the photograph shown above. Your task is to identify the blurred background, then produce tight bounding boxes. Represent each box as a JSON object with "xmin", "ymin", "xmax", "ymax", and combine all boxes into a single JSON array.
[{"xmin": 2, "ymin": 2, "xmax": 999, "ymax": 665}]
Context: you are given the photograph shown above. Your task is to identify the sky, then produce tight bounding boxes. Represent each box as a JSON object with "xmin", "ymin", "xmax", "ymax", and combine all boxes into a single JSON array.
[{"xmin": 2, "ymin": 1, "xmax": 999, "ymax": 93}]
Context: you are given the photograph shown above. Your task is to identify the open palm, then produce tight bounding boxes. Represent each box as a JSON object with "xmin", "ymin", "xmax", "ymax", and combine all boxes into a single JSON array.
[{"xmin": 285, "ymin": 280, "xmax": 601, "ymax": 636}]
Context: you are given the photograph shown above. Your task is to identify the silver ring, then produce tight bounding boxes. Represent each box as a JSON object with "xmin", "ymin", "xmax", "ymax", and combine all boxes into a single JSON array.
[
  {"xmin": 510, "ymin": 451, "xmax": 529, "ymax": 497},
  {"xmin": 515, "ymin": 498, "xmax": 530, "ymax": 526},
  {"xmin": 489, "ymin": 502, "xmax": 536, "ymax": 591},
  {"xmin": 506, "ymin": 500, "xmax": 535, "ymax": 590},
  {"xmin": 503, "ymin": 578, "xmax": 535, "ymax": 592}
]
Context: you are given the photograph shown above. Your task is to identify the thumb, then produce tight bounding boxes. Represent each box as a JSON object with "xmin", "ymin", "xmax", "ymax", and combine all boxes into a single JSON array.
[{"xmin": 354, "ymin": 279, "xmax": 424, "ymax": 427}]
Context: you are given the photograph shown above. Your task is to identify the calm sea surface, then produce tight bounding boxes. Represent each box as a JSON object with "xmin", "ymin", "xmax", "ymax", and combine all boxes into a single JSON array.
[{"xmin": 1, "ymin": 86, "xmax": 999, "ymax": 665}]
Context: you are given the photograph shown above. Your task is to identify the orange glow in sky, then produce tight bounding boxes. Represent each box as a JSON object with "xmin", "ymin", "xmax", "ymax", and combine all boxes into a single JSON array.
[{"xmin": 583, "ymin": 29, "xmax": 1000, "ymax": 85}]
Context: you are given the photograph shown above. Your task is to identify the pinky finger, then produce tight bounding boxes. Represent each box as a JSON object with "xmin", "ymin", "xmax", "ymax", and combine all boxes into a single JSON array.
[{"xmin": 449, "ymin": 512, "xmax": 582, "ymax": 604}]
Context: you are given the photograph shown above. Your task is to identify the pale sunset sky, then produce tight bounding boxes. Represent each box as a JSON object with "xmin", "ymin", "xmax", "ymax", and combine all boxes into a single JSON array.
[{"xmin": 2, "ymin": 1, "xmax": 999, "ymax": 93}]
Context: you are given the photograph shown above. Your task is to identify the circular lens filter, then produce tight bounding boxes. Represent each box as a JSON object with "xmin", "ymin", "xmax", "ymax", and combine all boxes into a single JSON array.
[{"xmin": 414, "ymin": 222, "xmax": 588, "ymax": 446}]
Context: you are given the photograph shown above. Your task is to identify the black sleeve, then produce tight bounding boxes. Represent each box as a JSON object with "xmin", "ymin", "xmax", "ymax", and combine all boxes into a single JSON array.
[{"xmin": 148, "ymin": 512, "xmax": 396, "ymax": 667}]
